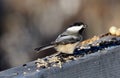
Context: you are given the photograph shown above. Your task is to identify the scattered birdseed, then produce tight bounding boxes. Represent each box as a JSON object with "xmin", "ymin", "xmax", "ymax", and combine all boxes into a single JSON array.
[
  {"xmin": 109, "ymin": 26, "xmax": 117, "ymax": 35},
  {"xmin": 116, "ymin": 29, "xmax": 120, "ymax": 36},
  {"xmin": 109, "ymin": 26, "xmax": 120, "ymax": 36},
  {"xmin": 34, "ymin": 26, "xmax": 120, "ymax": 70},
  {"xmin": 36, "ymin": 69, "xmax": 40, "ymax": 72},
  {"xmin": 23, "ymin": 72, "xmax": 27, "ymax": 75},
  {"xmin": 28, "ymin": 68, "xmax": 31, "ymax": 71},
  {"xmin": 35, "ymin": 58, "xmax": 48, "ymax": 68}
]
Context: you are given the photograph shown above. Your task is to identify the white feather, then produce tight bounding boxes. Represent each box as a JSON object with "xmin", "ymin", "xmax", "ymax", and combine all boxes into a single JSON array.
[{"xmin": 67, "ymin": 25, "xmax": 84, "ymax": 33}]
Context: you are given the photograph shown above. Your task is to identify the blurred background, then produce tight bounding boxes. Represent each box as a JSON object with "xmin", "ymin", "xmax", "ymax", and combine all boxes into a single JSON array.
[{"xmin": 0, "ymin": 0, "xmax": 120, "ymax": 71}]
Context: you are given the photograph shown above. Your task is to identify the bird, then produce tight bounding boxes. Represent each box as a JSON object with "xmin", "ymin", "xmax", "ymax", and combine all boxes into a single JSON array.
[{"xmin": 35, "ymin": 22, "xmax": 87, "ymax": 54}]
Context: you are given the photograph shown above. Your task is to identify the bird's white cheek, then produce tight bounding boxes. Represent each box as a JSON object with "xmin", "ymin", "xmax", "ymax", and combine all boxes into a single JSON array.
[
  {"xmin": 55, "ymin": 42, "xmax": 79, "ymax": 54},
  {"xmin": 66, "ymin": 25, "xmax": 84, "ymax": 34}
]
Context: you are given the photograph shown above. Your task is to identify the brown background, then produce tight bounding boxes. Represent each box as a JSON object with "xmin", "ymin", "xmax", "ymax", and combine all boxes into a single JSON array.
[{"xmin": 0, "ymin": 0, "xmax": 120, "ymax": 71}]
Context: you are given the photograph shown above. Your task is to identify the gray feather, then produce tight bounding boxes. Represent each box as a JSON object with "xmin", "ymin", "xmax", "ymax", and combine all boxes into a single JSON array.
[{"xmin": 35, "ymin": 44, "xmax": 54, "ymax": 53}]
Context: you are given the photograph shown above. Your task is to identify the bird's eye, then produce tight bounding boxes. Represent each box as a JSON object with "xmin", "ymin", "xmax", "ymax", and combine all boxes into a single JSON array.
[{"xmin": 79, "ymin": 27, "xmax": 85, "ymax": 34}]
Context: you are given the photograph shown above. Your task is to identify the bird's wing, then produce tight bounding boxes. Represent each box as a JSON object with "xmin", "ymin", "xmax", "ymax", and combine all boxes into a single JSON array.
[{"xmin": 53, "ymin": 35, "xmax": 82, "ymax": 44}]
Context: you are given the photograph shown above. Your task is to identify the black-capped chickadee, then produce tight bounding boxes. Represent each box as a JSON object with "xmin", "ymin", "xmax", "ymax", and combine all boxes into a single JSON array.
[{"xmin": 35, "ymin": 22, "xmax": 87, "ymax": 54}]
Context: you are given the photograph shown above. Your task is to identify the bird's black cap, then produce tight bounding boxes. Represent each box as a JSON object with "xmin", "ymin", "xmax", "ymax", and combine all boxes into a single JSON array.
[{"xmin": 69, "ymin": 22, "xmax": 86, "ymax": 27}]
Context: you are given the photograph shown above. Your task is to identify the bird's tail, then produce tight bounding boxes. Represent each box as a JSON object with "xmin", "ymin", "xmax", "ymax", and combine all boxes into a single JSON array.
[{"xmin": 34, "ymin": 44, "xmax": 54, "ymax": 53}]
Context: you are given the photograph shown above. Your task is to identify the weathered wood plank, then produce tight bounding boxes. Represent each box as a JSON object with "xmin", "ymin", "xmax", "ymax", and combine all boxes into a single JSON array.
[{"xmin": 0, "ymin": 35, "xmax": 120, "ymax": 78}]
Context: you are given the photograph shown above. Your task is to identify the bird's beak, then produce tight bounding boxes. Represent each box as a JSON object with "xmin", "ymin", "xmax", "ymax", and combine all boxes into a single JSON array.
[{"xmin": 83, "ymin": 24, "xmax": 87, "ymax": 28}]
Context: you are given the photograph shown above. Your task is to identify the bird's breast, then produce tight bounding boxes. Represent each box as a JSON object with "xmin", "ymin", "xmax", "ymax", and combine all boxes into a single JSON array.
[{"xmin": 55, "ymin": 42, "xmax": 79, "ymax": 54}]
